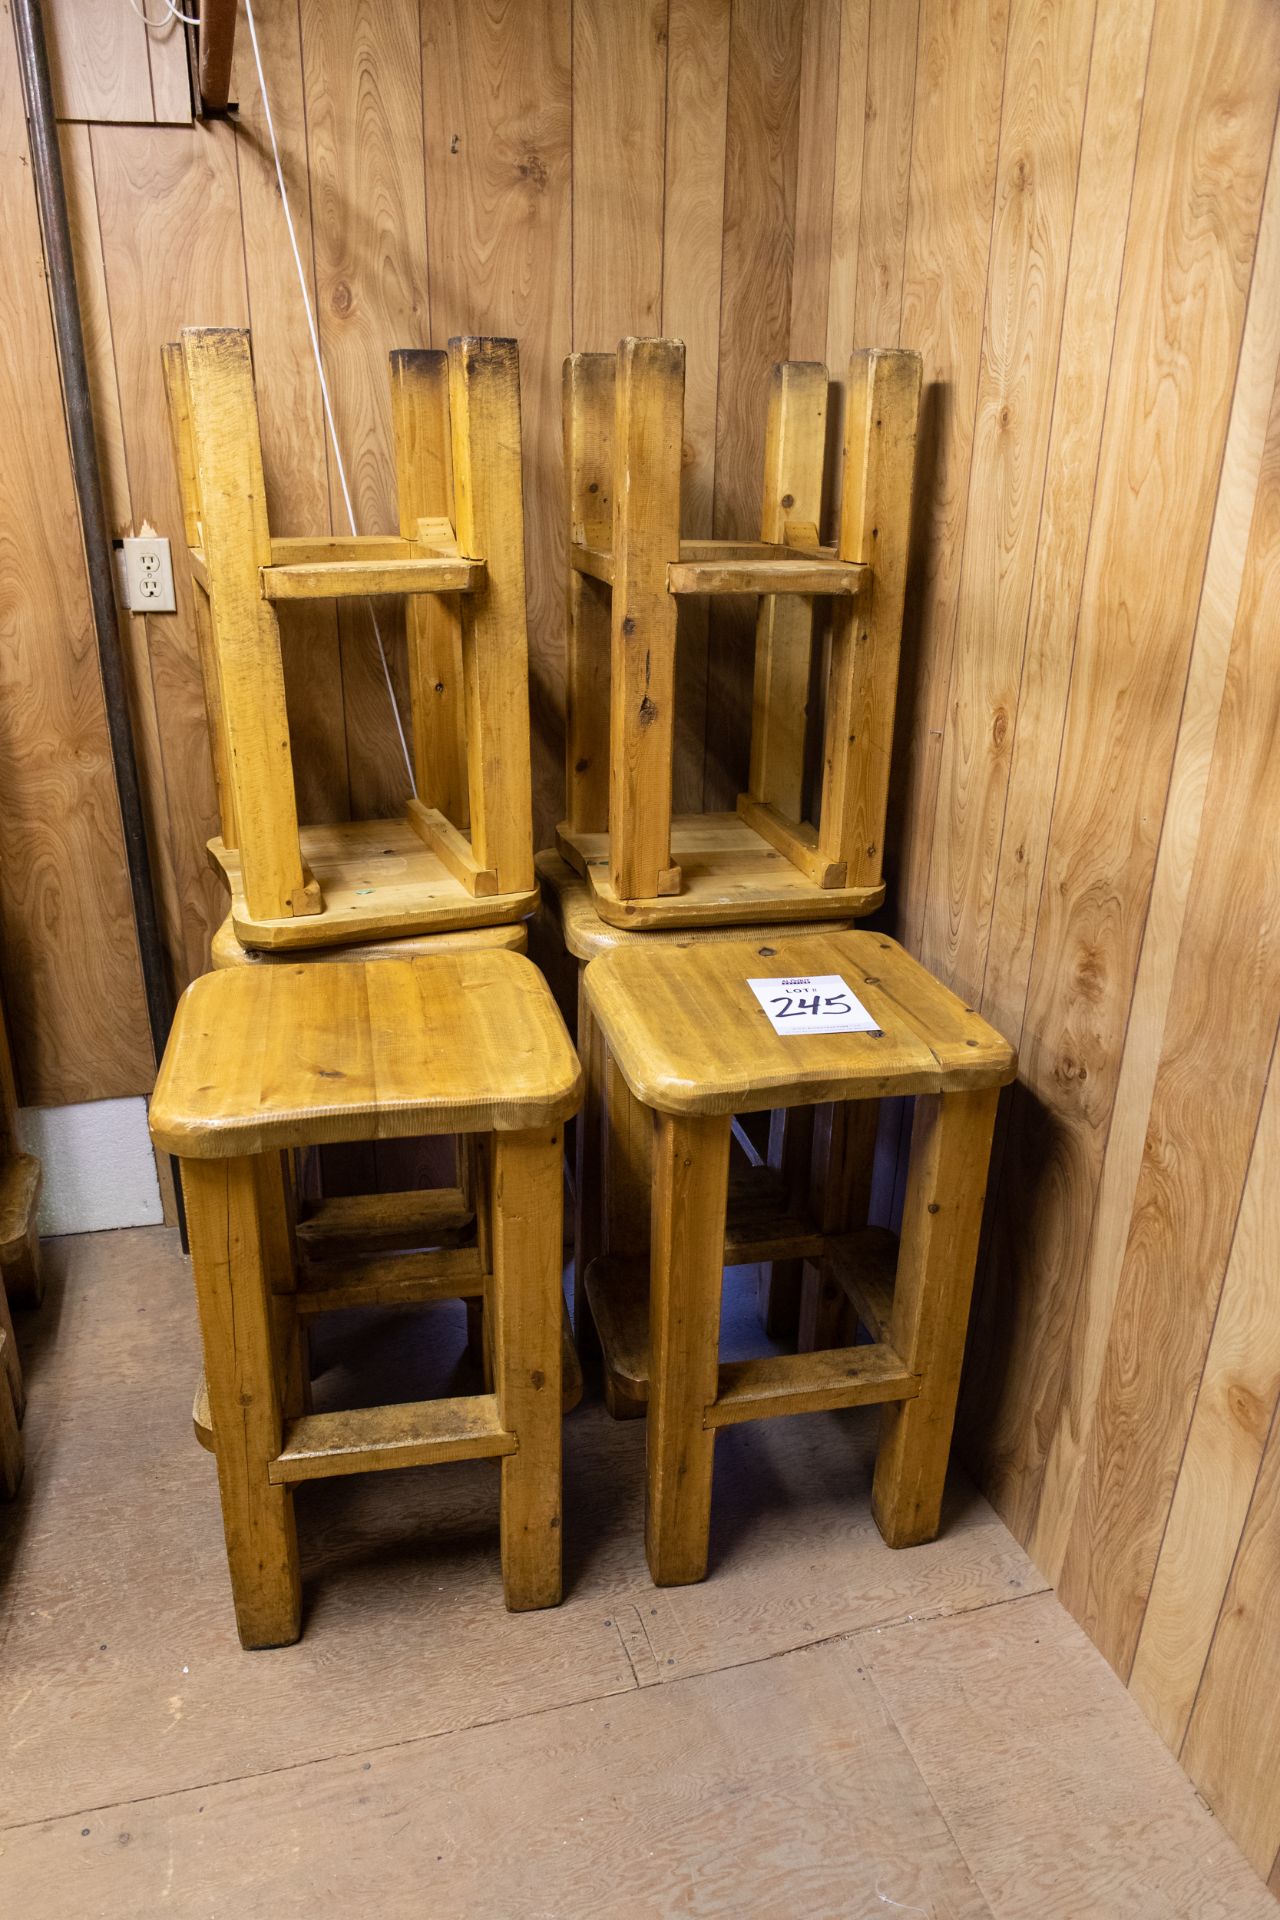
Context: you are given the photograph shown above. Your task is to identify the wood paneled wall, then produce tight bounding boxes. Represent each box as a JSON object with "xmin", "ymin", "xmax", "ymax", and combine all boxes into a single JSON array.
[{"xmin": 5, "ymin": 0, "xmax": 1280, "ymax": 1887}]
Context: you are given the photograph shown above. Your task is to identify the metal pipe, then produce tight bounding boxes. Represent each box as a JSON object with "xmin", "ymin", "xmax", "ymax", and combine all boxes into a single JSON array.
[{"xmin": 10, "ymin": 0, "xmax": 175, "ymax": 1078}]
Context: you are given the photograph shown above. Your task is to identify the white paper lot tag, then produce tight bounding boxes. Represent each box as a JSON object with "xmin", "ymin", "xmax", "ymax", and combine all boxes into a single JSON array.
[{"xmin": 747, "ymin": 973, "xmax": 881, "ymax": 1037}]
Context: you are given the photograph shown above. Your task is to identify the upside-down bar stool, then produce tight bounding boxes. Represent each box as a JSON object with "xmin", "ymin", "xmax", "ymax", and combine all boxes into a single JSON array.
[
  {"xmin": 530, "ymin": 849, "xmax": 856, "ymax": 1377},
  {"xmin": 557, "ymin": 341, "xmax": 921, "ymax": 930},
  {"xmin": 163, "ymin": 329, "xmax": 538, "ymax": 952},
  {"xmin": 149, "ymin": 952, "xmax": 582, "ymax": 1647},
  {"xmin": 582, "ymin": 931, "xmax": 1015, "ymax": 1584}
]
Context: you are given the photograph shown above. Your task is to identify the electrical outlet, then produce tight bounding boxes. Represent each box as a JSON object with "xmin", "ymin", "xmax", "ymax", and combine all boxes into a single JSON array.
[{"xmin": 119, "ymin": 535, "xmax": 176, "ymax": 613}]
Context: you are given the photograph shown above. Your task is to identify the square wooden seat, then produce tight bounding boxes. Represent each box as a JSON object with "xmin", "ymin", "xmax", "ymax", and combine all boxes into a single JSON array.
[
  {"xmin": 581, "ymin": 931, "xmax": 1015, "ymax": 1585},
  {"xmin": 555, "ymin": 340, "xmax": 922, "ymax": 930},
  {"xmin": 150, "ymin": 952, "xmax": 582, "ymax": 1648}
]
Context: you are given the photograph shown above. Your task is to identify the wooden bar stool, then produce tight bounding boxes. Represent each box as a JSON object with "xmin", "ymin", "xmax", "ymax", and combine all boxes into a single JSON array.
[
  {"xmin": 530, "ymin": 849, "xmax": 856, "ymax": 1371},
  {"xmin": 149, "ymin": 951, "xmax": 581, "ymax": 1648},
  {"xmin": 582, "ymin": 931, "xmax": 1015, "ymax": 1584},
  {"xmin": 205, "ymin": 912, "xmax": 565, "ymax": 1414},
  {"xmin": 557, "ymin": 341, "xmax": 921, "ymax": 929},
  {"xmin": 163, "ymin": 330, "xmax": 538, "ymax": 952}
]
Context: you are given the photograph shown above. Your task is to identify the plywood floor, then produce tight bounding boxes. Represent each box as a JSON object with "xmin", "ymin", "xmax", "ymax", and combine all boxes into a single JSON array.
[{"xmin": 0, "ymin": 1228, "xmax": 1270, "ymax": 1919}]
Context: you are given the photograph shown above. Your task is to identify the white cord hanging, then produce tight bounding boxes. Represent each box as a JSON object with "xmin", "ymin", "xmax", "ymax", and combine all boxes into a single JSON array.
[{"xmin": 241, "ymin": 0, "xmax": 417, "ymax": 797}]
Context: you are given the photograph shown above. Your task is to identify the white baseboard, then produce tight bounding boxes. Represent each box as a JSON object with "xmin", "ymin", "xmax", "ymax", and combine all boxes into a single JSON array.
[{"xmin": 16, "ymin": 1097, "xmax": 164, "ymax": 1236}]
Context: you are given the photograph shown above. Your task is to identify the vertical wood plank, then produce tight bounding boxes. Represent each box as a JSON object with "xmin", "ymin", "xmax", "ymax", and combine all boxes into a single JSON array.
[
  {"xmin": 60, "ymin": 121, "xmax": 186, "ymax": 987},
  {"xmin": 1056, "ymin": 350, "xmax": 1280, "ymax": 1675},
  {"xmin": 706, "ymin": 0, "xmax": 806, "ymax": 812},
  {"xmin": 850, "ymin": 0, "xmax": 919, "ymax": 351},
  {"xmin": 572, "ymin": 0, "xmax": 667, "ymax": 348},
  {"xmin": 661, "ymin": 0, "xmax": 730, "ymax": 814},
  {"xmin": 972, "ymin": 2, "xmax": 1280, "ymax": 1550},
  {"xmin": 819, "ymin": 0, "xmax": 869, "ymax": 539},
  {"xmin": 1182, "ymin": 1384, "xmax": 1280, "ymax": 1877},
  {"xmin": 788, "ymin": 0, "xmax": 844, "ymax": 364},
  {"xmin": 44, "ymin": 0, "xmax": 154, "ymax": 123},
  {"xmin": 1023, "ymin": 78, "xmax": 1280, "ymax": 1580},
  {"xmin": 979, "ymin": 0, "xmax": 1156, "ymax": 1045},
  {"xmin": 1130, "ymin": 1049, "xmax": 1280, "ymax": 1752},
  {"xmin": 423, "ymin": 0, "xmax": 572, "ymax": 848},
  {"xmin": 0, "ymin": 75, "xmax": 154, "ymax": 1102},
  {"xmin": 887, "ymin": 0, "xmax": 1009, "ymax": 942},
  {"xmin": 233, "ymin": 0, "xmax": 348, "ymax": 826},
  {"xmin": 921, "ymin": 0, "xmax": 1096, "ymax": 1002},
  {"xmin": 92, "ymin": 120, "xmax": 248, "ymax": 985},
  {"xmin": 299, "ymin": 0, "xmax": 428, "ymax": 820}
]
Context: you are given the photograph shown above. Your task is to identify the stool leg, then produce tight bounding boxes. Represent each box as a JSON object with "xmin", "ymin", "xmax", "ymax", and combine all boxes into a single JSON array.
[
  {"xmin": 600, "ymin": 1033, "xmax": 654, "ymax": 1421},
  {"xmin": 647, "ymin": 1111, "xmax": 731, "ymax": 1586},
  {"xmin": 491, "ymin": 1127, "xmax": 564, "ymax": 1611},
  {"xmin": 573, "ymin": 972, "xmax": 605, "ymax": 1352},
  {"xmin": 872, "ymin": 1087, "xmax": 999, "ymax": 1548},
  {"xmin": 183, "ymin": 1156, "xmax": 301, "ymax": 1649}
]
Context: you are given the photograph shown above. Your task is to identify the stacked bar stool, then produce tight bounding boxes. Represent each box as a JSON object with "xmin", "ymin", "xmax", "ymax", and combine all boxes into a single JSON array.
[
  {"xmin": 557, "ymin": 339, "xmax": 920, "ymax": 928},
  {"xmin": 544, "ymin": 338, "xmax": 922, "ymax": 1359},
  {"xmin": 149, "ymin": 951, "xmax": 581, "ymax": 1647},
  {"xmin": 163, "ymin": 328, "xmax": 538, "ymax": 953},
  {"xmin": 164, "ymin": 330, "xmax": 548, "ymax": 1388},
  {"xmin": 581, "ymin": 931, "xmax": 1016, "ymax": 1583}
]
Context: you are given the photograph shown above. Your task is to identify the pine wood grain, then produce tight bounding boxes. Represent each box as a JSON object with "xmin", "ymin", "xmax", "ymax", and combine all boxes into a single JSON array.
[
  {"xmin": 233, "ymin": 0, "xmax": 348, "ymax": 827},
  {"xmin": 572, "ymin": 0, "xmax": 666, "ymax": 349},
  {"xmin": 1129, "ymin": 1052, "xmax": 1280, "ymax": 1754},
  {"xmin": 299, "ymin": 0, "xmax": 428, "ymax": 822},
  {"xmin": 1024, "ymin": 67, "xmax": 1280, "ymax": 1582},
  {"xmin": 706, "ymin": 0, "xmax": 806, "ymax": 812},
  {"xmin": 1056, "ymin": 346, "xmax": 1280, "ymax": 1675},
  {"xmin": 661, "ymin": 0, "xmax": 730, "ymax": 815},
  {"xmin": 0, "ymin": 74, "xmax": 153, "ymax": 1103},
  {"xmin": 975, "ymin": 1, "xmax": 1280, "ymax": 1551},
  {"xmin": 422, "ymin": 0, "xmax": 572, "ymax": 848},
  {"xmin": 921, "ymin": 0, "xmax": 1095, "ymax": 1001},
  {"xmin": 889, "ymin": 0, "xmax": 1009, "ymax": 943},
  {"xmin": 91, "ymin": 119, "xmax": 248, "ymax": 985},
  {"xmin": 44, "ymin": 0, "xmax": 154, "ymax": 123}
]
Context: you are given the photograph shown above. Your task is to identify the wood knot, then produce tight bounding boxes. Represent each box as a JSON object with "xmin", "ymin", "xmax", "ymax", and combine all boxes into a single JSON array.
[{"xmin": 638, "ymin": 694, "xmax": 657, "ymax": 726}]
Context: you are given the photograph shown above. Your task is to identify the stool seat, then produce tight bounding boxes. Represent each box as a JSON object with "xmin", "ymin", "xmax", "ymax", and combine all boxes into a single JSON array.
[
  {"xmin": 584, "ymin": 930, "xmax": 1016, "ymax": 1116},
  {"xmin": 150, "ymin": 951, "xmax": 582, "ymax": 1158},
  {"xmin": 209, "ymin": 910, "xmax": 527, "ymax": 969}
]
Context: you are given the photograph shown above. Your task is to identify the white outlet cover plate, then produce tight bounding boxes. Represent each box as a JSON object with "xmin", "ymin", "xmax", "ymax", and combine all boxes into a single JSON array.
[{"xmin": 120, "ymin": 535, "xmax": 176, "ymax": 613}]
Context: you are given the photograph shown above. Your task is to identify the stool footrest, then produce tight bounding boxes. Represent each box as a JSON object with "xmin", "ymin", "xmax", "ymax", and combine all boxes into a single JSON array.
[
  {"xmin": 825, "ymin": 1226, "xmax": 899, "ymax": 1342},
  {"xmin": 705, "ymin": 1345, "xmax": 918, "ymax": 1427},
  {"xmin": 295, "ymin": 1245, "xmax": 485, "ymax": 1314},
  {"xmin": 296, "ymin": 1187, "xmax": 473, "ymax": 1257},
  {"xmin": 587, "ymin": 1230, "xmax": 914, "ymax": 1421},
  {"xmin": 725, "ymin": 1164, "xmax": 829, "ymax": 1264},
  {"xmin": 268, "ymin": 1394, "xmax": 516, "ymax": 1483}
]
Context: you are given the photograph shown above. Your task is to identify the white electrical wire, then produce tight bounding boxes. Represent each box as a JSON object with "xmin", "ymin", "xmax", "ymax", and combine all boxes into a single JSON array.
[{"xmin": 241, "ymin": 0, "xmax": 417, "ymax": 796}]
